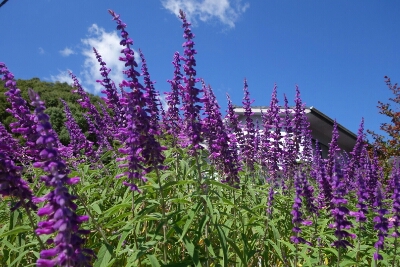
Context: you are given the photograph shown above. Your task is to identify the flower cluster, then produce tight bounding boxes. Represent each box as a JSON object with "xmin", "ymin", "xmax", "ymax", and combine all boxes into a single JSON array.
[
  {"xmin": 0, "ymin": 151, "xmax": 37, "ymax": 212},
  {"xmin": 70, "ymin": 72, "xmax": 112, "ymax": 151},
  {"xmin": 202, "ymin": 83, "xmax": 240, "ymax": 186},
  {"xmin": 291, "ymin": 170, "xmax": 312, "ymax": 245},
  {"xmin": 28, "ymin": 89, "xmax": 93, "ymax": 267},
  {"xmin": 109, "ymin": 9, "xmax": 165, "ymax": 192},
  {"xmin": 94, "ymin": 47, "xmax": 122, "ymax": 129},
  {"xmin": 177, "ymin": 9, "xmax": 203, "ymax": 155},
  {"xmin": 1, "ymin": 62, "xmax": 40, "ymax": 160},
  {"xmin": 330, "ymin": 162, "xmax": 356, "ymax": 249},
  {"xmin": 164, "ymin": 52, "xmax": 183, "ymax": 138},
  {"xmin": 241, "ymin": 79, "xmax": 256, "ymax": 170},
  {"xmin": 60, "ymin": 99, "xmax": 94, "ymax": 161}
]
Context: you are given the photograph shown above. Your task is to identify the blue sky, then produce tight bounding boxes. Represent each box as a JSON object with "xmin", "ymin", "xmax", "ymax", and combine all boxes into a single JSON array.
[{"xmin": 1, "ymin": 0, "xmax": 399, "ymax": 139}]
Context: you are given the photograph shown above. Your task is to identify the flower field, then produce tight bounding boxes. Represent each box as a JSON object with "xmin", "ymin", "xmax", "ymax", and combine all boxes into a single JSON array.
[{"xmin": 0, "ymin": 9, "xmax": 399, "ymax": 267}]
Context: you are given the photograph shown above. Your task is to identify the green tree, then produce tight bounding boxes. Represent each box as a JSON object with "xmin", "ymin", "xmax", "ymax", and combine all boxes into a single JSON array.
[
  {"xmin": 368, "ymin": 76, "xmax": 400, "ymax": 175},
  {"xmin": 0, "ymin": 78, "xmax": 104, "ymax": 145}
]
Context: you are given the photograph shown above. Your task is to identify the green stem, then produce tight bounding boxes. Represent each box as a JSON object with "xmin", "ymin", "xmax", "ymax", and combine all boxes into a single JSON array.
[
  {"xmin": 22, "ymin": 199, "xmax": 45, "ymax": 249},
  {"xmin": 393, "ymin": 236, "xmax": 398, "ymax": 267},
  {"xmin": 132, "ymin": 190, "xmax": 142, "ymax": 267},
  {"xmin": 156, "ymin": 168, "xmax": 168, "ymax": 264},
  {"xmin": 72, "ymin": 187, "xmax": 110, "ymax": 245}
]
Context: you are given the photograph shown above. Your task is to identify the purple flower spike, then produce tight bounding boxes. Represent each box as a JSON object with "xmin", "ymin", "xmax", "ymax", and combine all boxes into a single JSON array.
[
  {"xmin": 281, "ymin": 94, "xmax": 297, "ymax": 184},
  {"xmin": 28, "ymin": 89, "xmax": 93, "ymax": 266},
  {"xmin": 0, "ymin": 122, "xmax": 26, "ymax": 162},
  {"xmin": 0, "ymin": 152, "xmax": 37, "ymax": 212},
  {"xmin": 140, "ymin": 49, "xmax": 162, "ymax": 133},
  {"xmin": 346, "ymin": 118, "xmax": 365, "ymax": 187},
  {"xmin": 93, "ymin": 48, "xmax": 123, "ymax": 128},
  {"xmin": 326, "ymin": 120, "xmax": 340, "ymax": 178},
  {"xmin": 1, "ymin": 62, "xmax": 40, "ymax": 160},
  {"xmin": 241, "ymin": 79, "xmax": 256, "ymax": 170},
  {"xmin": 202, "ymin": 83, "xmax": 240, "ymax": 186},
  {"xmin": 262, "ymin": 84, "xmax": 281, "ymax": 181},
  {"xmin": 60, "ymin": 99, "xmax": 94, "ymax": 162},
  {"xmin": 291, "ymin": 171, "xmax": 312, "ymax": 245},
  {"xmin": 373, "ymin": 183, "xmax": 388, "ymax": 261},
  {"xmin": 109, "ymin": 10, "xmax": 166, "ymax": 192},
  {"xmin": 164, "ymin": 52, "xmax": 183, "ymax": 139},
  {"xmin": 390, "ymin": 160, "xmax": 400, "ymax": 238},
  {"xmin": 70, "ymin": 71, "xmax": 112, "ymax": 151},
  {"xmin": 225, "ymin": 94, "xmax": 244, "ymax": 164},
  {"xmin": 349, "ymin": 148, "xmax": 369, "ymax": 223},
  {"xmin": 330, "ymin": 161, "xmax": 356, "ymax": 249},
  {"xmin": 177, "ymin": 10, "xmax": 203, "ymax": 154}
]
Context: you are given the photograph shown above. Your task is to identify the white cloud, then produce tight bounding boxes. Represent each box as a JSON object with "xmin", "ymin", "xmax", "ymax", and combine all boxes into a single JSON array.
[
  {"xmin": 38, "ymin": 47, "xmax": 45, "ymax": 54},
  {"xmin": 80, "ymin": 24, "xmax": 141, "ymax": 94},
  {"xmin": 161, "ymin": 0, "xmax": 249, "ymax": 28},
  {"xmin": 49, "ymin": 69, "xmax": 73, "ymax": 84},
  {"xmin": 59, "ymin": 47, "xmax": 75, "ymax": 57}
]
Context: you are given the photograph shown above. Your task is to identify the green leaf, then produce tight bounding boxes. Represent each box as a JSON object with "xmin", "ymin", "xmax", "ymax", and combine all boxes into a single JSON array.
[
  {"xmin": 0, "ymin": 225, "xmax": 31, "ymax": 238},
  {"xmin": 91, "ymin": 203, "xmax": 102, "ymax": 214},
  {"xmin": 267, "ymin": 239, "xmax": 283, "ymax": 262},
  {"xmin": 321, "ymin": 247, "xmax": 338, "ymax": 257},
  {"xmin": 215, "ymin": 224, "xmax": 228, "ymax": 267},
  {"xmin": 226, "ymin": 237, "xmax": 246, "ymax": 265},
  {"xmin": 177, "ymin": 202, "xmax": 201, "ymax": 243},
  {"xmin": 146, "ymin": 255, "xmax": 161, "ymax": 267},
  {"xmin": 278, "ymin": 239, "xmax": 296, "ymax": 253},
  {"xmin": 206, "ymin": 179, "xmax": 235, "ymax": 191},
  {"xmin": 115, "ymin": 230, "xmax": 131, "ymax": 255},
  {"xmin": 94, "ymin": 243, "xmax": 113, "ymax": 267}
]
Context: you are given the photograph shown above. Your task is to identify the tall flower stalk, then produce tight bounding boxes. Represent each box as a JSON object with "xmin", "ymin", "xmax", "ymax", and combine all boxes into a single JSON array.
[{"xmin": 29, "ymin": 89, "xmax": 93, "ymax": 267}]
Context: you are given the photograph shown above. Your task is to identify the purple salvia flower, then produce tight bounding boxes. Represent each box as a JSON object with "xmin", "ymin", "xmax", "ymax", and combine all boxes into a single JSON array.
[
  {"xmin": 262, "ymin": 84, "xmax": 281, "ymax": 181},
  {"xmin": 299, "ymin": 111, "xmax": 313, "ymax": 163},
  {"xmin": 60, "ymin": 99, "xmax": 95, "ymax": 161},
  {"xmin": 290, "ymin": 85, "xmax": 313, "ymax": 164},
  {"xmin": 351, "ymin": 147, "xmax": 369, "ymax": 223},
  {"xmin": 202, "ymin": 83, "xmax": 240, "ymax": 186},
  {"xmin": 140, "ymin": 49, "xmax": 162, "ymax": 133},
  {"xmin": 367, "ymin": 150, "xmax": 381, "ymax": 207},
  {"xmin": 292, "ymin": 86, "xmax": 305, "ymax": 153},
  {"xmin": 254, "ymin": 119, "xmax": 261, "ymax": 164},
  {"xmin": 109, "ymin": 9, "xmax": 146, "ymax": 191},
  {"xmin": 109, "ymin": 10, "xmax": 165, "ymax": 191},
  {"xmin": 313, "ymin": 141, "xmax": 333, "ymax": 209},
  {"xmin": 390, "ymin": 160, "xmax": 400, "ymax": 238},
  {"xmin": 373, "ymin": 183, "xmax": 388, "ymax": 261},
  {"xmin": 0, "ymin": 122, "xmax": 26, "ymax": 162},
  {"xmin": 290, "ymin": 171, "xmax": 312, "ymax": 245},
  {"xmin": 329, "ymin": 161, "xmax": 356, "ymax": 249},
  {"xmin": 0, "ymin": 152, "xmax": 37, "ymax": 212},
  {"xmin": 93, "ymin": 47, "xmax": 122, "ymax": 127},
  {"xmin": 1, "ymin": 62, "xmax": 40, "ymax": 159},
  {"xmin": 70, "ymin": 72, "xmax": 112, "ymax": 151},
  {"xmin": 326, "ymin": 120, "xmax": 340, "ymax": 178},
  {"xmin": 225, "ymin": 94, "xmax": 244, "ymax": 161},
  {"xmin": 241, "ymin": 79, "xmax": 256, "ymax": 170},
  {"xmin": 301, "ymin": 170, "xmax": 318, "ymax": 215},
  {"xmin": 281, "ymin": 94, "xmax": 297, "ymax": 183},
  {"xmin": 164, "ymin": 52, "xmax": 183, "ymax": 139},
  {"xmin": 82, "ymin": 113, "xmax": 104, "ymax": 161},
  {"xmin": 98, "ymin": 101, "xmax": 117, "ymax": 135},
  {"xmin": 71, "ymin": 72, "xmax": 113, "ymax": 145},
  {"xmin": 1, "ymin": 63, "xmax": 68, "ymax": 160},
  {"xmin": 28, "ymin": 89, "xmax": 93, "ymax": 267},
  {"xmin": 346, "ymin": 118, "xmax": 365, "ymax": 188},
  {"xmin": 178, "ymin": 10, "xmax": 203, "ymax": 154}
]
